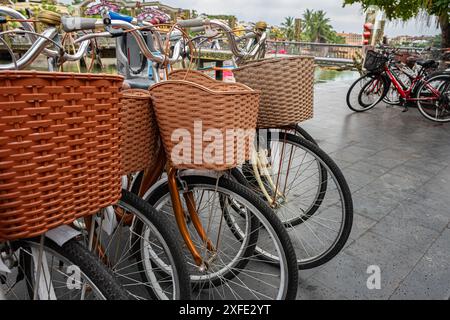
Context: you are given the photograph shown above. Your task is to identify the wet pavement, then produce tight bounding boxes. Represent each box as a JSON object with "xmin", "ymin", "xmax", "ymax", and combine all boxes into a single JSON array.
[{"xmin": 297, "ymin": 77, "xmax": 450, "ymax": 300}]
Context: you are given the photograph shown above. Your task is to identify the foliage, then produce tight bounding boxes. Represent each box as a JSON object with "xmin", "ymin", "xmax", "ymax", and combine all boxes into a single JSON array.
[
  {"xmin": 281, "ymin": 16, "xmax": 295, "ymax": 40},
  {"xmin": 343, "ymin": 0, "xmax": 449, "ymax": 47},
  {"xmin": 301, "ymin": 9, "xmax": 344, "ymax": 43},
  {"xmin": 343, "ymin": 0, "xmax": 449, "ymax": 21}
]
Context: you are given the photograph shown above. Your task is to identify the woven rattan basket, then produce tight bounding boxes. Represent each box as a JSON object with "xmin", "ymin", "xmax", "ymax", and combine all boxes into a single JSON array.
[
  {"xmin": 149, "ymin": 74, "xmax": 259, "ymax": 170},
  {"xmin": 120, "ymin": 89, "xmax": 159, "ymax": 175},
  {"xmin": 233, "ymin": 56, "xmax": 315, "ymax": 128},
  {"xmin": 169, "ymin": 69, "xmax": 218, "ymax": 86},
  {"xmin": 0, "ymin": 71, "xmax": 124, "ymax": 241}
]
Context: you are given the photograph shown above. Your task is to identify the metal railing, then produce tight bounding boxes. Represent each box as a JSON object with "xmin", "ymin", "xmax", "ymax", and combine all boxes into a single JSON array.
[{"xmin": 266, "ymin": 40, "xmax": 362, "ymax": 61}]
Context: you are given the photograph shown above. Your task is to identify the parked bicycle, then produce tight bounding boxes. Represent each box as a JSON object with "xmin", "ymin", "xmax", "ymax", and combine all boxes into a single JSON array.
[
  {"xmin": 347, "ymin": 47, "xmax": 450, "ymax": 122},
  {"xmin": 70, "ymin": 13, "xmax": 299, "ymax": 300},
  {"xmin": 166, "ymin": 18, "xmax": 354, "ymax": 270},
  {"xmin": 0, "ymin": 7, "xmax": 191, "ymax": 300}
]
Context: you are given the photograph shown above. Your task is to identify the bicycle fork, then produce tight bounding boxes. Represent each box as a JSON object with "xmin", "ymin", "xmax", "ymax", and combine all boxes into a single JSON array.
[{"xmin": 166, "ymin": 167, "xmax": 216, "ymax": 271}]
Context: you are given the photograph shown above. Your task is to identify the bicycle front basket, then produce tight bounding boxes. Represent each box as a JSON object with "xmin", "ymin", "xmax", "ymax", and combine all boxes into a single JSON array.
[
  {"xmin": 0, "ymin": 71, "xmax": 124, "ymax": 241},
  {"xmin": 364, "ymin": 50, "xmax": 388, "ymax": 73}
]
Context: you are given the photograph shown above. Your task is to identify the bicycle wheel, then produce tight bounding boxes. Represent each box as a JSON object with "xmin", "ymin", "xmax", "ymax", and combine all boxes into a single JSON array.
[
  {"xmin": 231, "ymin": 133, "xmax": 353, "ymax": 269},
  {"xmin": 382, "ymin": 66, "xmax": 409, "ymax": 106},
  {"xmin": 232, "ymin": 128, "xmax": 327, "ymax": 223},
  {"xmin": 146, "ymin": 174, "xmax": 298, "ymax": 300},
  {"xmin": 347, "ymin": 73, "xmax": 388, "ymax": 112},
  {"xmin": 1, "ymin": 238, "xmax": 128, "ymax": 300},
  {"xmin": 83, "ymin": 189, "xmax": 191, "ymax": 300},
  {"xmin": 383, "ymin": 83, "xmax": 401, "ymax": 105},
  {"xmin": 416, "ymin": 74, "xmax": 450, "ymax": 122},
  {"xmin": 288, "ymin": 125, "xmax": 318, "ymax": 145}
]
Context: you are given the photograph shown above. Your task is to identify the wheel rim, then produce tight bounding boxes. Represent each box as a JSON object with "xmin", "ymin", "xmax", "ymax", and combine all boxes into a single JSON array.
[
  {"xmin": 150, "ymin": 180, "xmax": 290, "ymax": 300},
  {"xmin": 89, "ymin": 200, "xmax": 181, "ymax": 300},
  {"xmin": 348, "ymin": 75, "xmax": 385, "ymax": 111},
  {"xmin": 417, "ymin": 77, "xmax": 450, "ymax": 122},
  {"xmin": 1, "ymin": 241, "xmax": 106, "ymax": 300},
  {"xmin": 235, "ymin": 135, "xmax": 350, "ymax": 267}
]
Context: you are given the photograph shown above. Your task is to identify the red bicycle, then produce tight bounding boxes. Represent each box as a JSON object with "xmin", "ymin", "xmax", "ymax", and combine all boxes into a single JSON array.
[{"xmin": 347, "ymin": 49, "xmax": 450, "ymax": 122}]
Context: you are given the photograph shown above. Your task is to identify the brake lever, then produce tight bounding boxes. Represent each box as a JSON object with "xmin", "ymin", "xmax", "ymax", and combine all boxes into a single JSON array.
[{"xmin": 100, "ymin": 10, "xmax": 124, "ymax": 38}]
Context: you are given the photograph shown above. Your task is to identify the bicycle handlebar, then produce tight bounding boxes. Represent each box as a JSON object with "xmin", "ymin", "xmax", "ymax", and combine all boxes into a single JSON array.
[
  {"xmin": 177, "ymin": 18, "xmax": 207, "ymax": 28},
  {"xmin": 0, "ymin": 28, "xmax": 59, "ymax": 70},
  {"xmin": 61, "ymin": 17, "xmax": 100, "ymax": 32},
  {"xmin": 74, "ymin": 20, "xmax": 183, "ymax": 65},
  {"xmin": 176, "ymin": 18, "xmax": 266, "ymax": 59}
]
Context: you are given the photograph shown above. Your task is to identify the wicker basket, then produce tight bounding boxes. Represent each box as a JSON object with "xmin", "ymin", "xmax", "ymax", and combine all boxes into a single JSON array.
[
  {"xmin": 120, "ymin": 89, "xmax": 159, "ymax": 175},
  {"xmin": 233, "ymin": 56, "xmax": 315, "ymax": 128},
  {"xmin": 363, "ymin": 50, "xmax": 388, "ymax": 73},
  {"xmin": 149, "ymin": 76, "xmax": 259, "ymax": 170},
  {"xmin": 0, "ymin": 71, "xmax": 124, "ymax": 241},
  {"xmin": 169, "ymin": 69, "xmax": 218, "ymax": 86},
  {"xmin": 169, "ymin": 69, "xmax": 251, "ymax": 91}
]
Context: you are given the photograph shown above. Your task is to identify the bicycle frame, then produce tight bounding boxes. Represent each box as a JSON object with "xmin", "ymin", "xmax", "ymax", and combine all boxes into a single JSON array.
[
  {"xmin": 384, "ymin": 65, "xmax": 443, "ymax": 102},
  {"xmin": 134, "ymin": 148, "xmax": 214, "ymax": 269}
]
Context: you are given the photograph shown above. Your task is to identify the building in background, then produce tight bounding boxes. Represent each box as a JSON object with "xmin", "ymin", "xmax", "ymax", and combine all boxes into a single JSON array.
[
  {"xmin": 337, "ymin": 32, "xmax": 362, "ymax": 45},
  {"xmin": 389, "ymin": 35, "xmax": 435, "ymax": 46}
]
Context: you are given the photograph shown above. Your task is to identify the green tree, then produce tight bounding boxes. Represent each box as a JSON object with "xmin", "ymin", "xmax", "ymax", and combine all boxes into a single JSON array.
[
  {"xmin": 343, "ymin": 0, "xmax": 450, "ymax": 48},
  {"xmin": 302, "ymin": 9, "xmax": 343, "ymax": 43},
  {"xmin": 281, "ymin": 16, "xmax": 295, "ymax": 40}
]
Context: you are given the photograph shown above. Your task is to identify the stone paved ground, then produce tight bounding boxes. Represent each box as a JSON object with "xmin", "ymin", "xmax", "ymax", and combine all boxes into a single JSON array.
[{"xmin": 296, "ymin": 78, "xmax": 450, "ymax": 300}]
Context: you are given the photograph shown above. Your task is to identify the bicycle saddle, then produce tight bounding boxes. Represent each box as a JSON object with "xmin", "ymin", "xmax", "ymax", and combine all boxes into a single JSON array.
[{"xmin": 416, "ymin": 59, "xmax": 436, "ymax": 68}]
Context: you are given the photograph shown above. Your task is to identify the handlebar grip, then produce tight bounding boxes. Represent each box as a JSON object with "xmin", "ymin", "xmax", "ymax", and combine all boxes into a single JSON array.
[
  {"xmin": 109, "ymin": 11, "xmax": 133, "ymax": 23},
  {"xmin": 190, "ymin": 26, "xmax": 206, "ymax": 33},
  {"xmin": 61, "ymin": 17, "xmax": 98, "ymax": 32},
  {"xmin": 177, "ymin": 18, "xmax": 205, "ymax": 28}
]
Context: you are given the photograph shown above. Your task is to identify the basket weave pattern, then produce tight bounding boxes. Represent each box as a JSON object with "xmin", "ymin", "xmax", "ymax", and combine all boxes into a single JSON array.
[
  {"xmin": 0, "ymin": 71, "xmax": 123, "ymax": 241},
  {"xmin": 150, "ymin": 72, "xmax": 259, "ymax": 170},
  {"xmin": 120, "ymin": 89, "xmax": 159, "ymax": 175},
  {"xmin": 233, "ymin": 56, "xmax": 315, "ymax": 128}
]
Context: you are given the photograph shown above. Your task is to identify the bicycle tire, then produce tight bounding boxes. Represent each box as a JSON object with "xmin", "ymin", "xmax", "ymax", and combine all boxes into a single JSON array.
[
  {"xmin": 146, "ymin": 175, "xmax": 298, "ymax": 300},
  {"xmin": 90, "ymin": 190, "xmax": 191, "ymax": 300},
  {"xmin": 231, "ymin": 134, "xmax": 353, "ymax": 269},
  {"xmin": 347, "ymin": 73, "xmax": 388, "ymax": 112},
  {"xmin": 9, "ymin": 237, "xmax": 129, "ymax": 300},
  {"xmin": 416, "ymin": 74, "xmax": 450, "ymax": 123},
  {"xmin": 122, "ymin": 190, "xmax": 191, "ymax": 300},
  {"xmin": 231, "ymin": 129, "xmax": 327, "ymax": 226}
]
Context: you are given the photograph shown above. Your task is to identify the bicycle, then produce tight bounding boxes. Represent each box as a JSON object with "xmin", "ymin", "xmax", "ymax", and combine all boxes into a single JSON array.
[
  {"xmin": 71, "ymin": 14, "xmax": 299, "ymax": 300},
  {"xmin": 347, "ymin": 48, "xmax": 450, "ymax": 122},
  {"xmin": 0, "ymin": 235, "xmax": 129, "ymax": 300},
  {"xmin": 0, "ymin": 9, "xmax": 132, "ymax": 301},
  {"xmin": 0, "ymin": 7, "xmax": 192, "ymax": 300},
  {"xmin": 158, "ymin": 18, "xmax": 354, "ymax": 270}
]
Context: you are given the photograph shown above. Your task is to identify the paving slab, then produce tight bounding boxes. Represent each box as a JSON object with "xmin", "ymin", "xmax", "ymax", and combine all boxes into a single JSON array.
[
  {"xmin": 297, "ymin": 78, "xmax": 450, "ymax": 300},
  {"xmin": 390, "ymin": 229, "xmax": 450, "ymax": 300}
]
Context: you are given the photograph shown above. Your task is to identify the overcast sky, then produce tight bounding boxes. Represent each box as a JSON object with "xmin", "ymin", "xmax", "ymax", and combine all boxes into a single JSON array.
[{"xmin": 160, "ymin": 0, "xmax": 440, "ymax": 37}]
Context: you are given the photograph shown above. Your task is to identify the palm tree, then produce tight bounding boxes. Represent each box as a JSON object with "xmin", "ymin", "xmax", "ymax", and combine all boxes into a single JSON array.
[
  {"xmin": 302, "ymin": 9, "xmax": 335, "ymax": 43},
  {"xmin": 281, "ymin": 16, "xmax": 295, "ymax": 40}
]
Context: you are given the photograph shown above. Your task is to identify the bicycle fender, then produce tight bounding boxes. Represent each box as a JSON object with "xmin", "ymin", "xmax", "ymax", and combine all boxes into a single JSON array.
[{"xmin": 45, "ymin": 225, "xmax": 81, "ymax": 247}]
